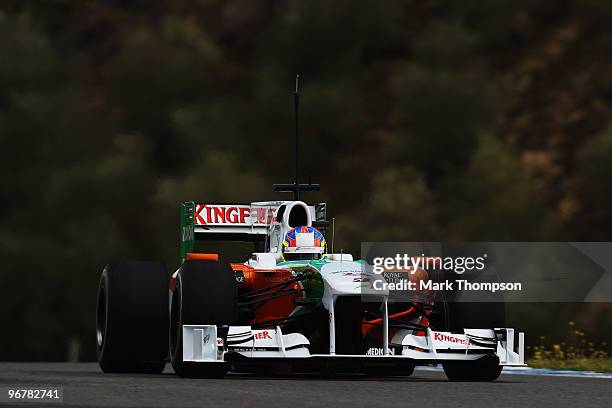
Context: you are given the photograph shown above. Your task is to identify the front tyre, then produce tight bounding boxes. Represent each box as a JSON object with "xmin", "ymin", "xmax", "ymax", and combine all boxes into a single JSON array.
[
  {"xmin": 96, "ymin": 260, "xmax": 169, "ymax": 373},
  {"xmin": 443, "ymin": 355, "xmax": 503, "ymax": 381},
  {"xmin": 170, "ymin": 260, "xmax": 238, "ymax": 378}
]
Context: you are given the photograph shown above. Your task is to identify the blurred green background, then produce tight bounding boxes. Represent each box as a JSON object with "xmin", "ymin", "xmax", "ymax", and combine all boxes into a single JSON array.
[{"xmin": 1, "ymin": 0, "xmax": 611, "ymax": 361}]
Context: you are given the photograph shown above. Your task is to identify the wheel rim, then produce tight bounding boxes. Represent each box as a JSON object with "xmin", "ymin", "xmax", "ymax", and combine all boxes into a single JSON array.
[{"xmin": 96, "ymin": 282, "xmax": 106, "ymax": 349}]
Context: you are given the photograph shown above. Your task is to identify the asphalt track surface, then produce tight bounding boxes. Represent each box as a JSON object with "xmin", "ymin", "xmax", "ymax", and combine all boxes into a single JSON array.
[{"xmin": 0, "ymin": 363, "xmax": 610, "ymax": 408}]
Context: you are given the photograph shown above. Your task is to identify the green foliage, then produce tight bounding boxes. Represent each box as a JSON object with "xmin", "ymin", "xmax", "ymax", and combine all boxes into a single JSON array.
[
  {"xmin": 442, "ymin": 136, "xmax": 548, "ymax": 239},
  {"xmin": 528, "ymin": 357, "xmax": 612, "ymax": 373},
  {"xmin": 527, "ymin": 320, "xmax": 611, "ymax": 373},
  {"xmin": 569, "ymin": 125, "xmax": 612, "ymax": 239}
]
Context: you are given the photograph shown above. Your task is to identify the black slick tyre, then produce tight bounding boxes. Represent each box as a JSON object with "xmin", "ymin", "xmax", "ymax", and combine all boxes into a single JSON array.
[
  {"xmin": 170, "ymin": 260, "xmax": 238, "ymax": 378},
  {"xmin": 443, "ymin": 355, "xmax": 503, "ymax": 381},
  {"xmin": 96, "ymin": 260, "xmax": 169, "ymax": 374}
]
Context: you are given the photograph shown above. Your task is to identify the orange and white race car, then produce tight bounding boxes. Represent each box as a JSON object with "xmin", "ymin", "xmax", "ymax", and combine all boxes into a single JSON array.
[{"xmin": 95, "ymin": 196, "xmax": 525, "ymax": 380}]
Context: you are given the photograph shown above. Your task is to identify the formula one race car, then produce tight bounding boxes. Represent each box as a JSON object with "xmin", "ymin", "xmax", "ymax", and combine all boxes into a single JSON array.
[{"xmin": 96, "ymin": 197, "xmax": 525, "ymax": 380}]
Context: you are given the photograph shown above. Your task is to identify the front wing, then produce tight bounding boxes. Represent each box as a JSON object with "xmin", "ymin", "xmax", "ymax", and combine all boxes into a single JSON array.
[{"xmin": 181, "ymin": 324, "xmax": 525, "ymax": 369}]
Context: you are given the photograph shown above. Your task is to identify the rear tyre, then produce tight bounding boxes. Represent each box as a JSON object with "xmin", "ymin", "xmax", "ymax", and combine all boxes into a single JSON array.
[
  {"xmin": 433, "ymin": 266, "xmax": 506, "ymax": 332},
  {"xmin": 334, "ymin": 297, "xmax": 364, "ymax": 355},
  {"xmin": 96, "ymin": 260, "xmax": 168, "ymax": 374},
  {"xmin": 170, "ymin": 260, "xmax": 238, "ymax": 378},
  {"xmin": 443, "ymin": 355, "xmax": 503, "ymax": 381}
]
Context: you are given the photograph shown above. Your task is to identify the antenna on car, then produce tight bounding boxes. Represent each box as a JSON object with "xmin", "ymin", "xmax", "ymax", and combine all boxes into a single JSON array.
[
  {"xmin": 294, "ymin": 75, "xmax": 300, "ymax": 192},
  {"xmin": 331, "ymin": 217, "xmax": 335, "ymax": 253},
  {"xmin": 273, "ymin": 74, "xmax": 320, "ymax": 200}
]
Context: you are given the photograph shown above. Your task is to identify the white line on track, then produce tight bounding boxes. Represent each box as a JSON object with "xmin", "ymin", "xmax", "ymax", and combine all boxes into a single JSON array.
[{"xmin": 414, "ymin": 365, "xmax": 612, "ymax": 379}]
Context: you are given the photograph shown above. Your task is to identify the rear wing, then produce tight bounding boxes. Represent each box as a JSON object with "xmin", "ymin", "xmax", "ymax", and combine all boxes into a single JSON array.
[{"xmin": 179, "ymin": 201, "xmax": 327, "ymax": 261}]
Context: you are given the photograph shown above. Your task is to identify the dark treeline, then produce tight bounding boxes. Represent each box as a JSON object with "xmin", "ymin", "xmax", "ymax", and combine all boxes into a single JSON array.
[{"xmin": 1, "ymin": 1, "xmax": 611, "ymax": 360}]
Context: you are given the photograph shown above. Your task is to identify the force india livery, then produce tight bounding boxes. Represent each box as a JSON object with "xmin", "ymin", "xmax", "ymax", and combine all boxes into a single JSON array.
[{"xmin": 96, "ymin": 197, "xmax": 525, "ymax": 380}]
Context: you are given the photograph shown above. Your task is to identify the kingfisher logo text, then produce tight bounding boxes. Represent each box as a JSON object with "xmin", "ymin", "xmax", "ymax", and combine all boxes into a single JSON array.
[
  {"xmin": 433, "ymin": 332, "xmax": 467, "ymax": 345},
  {"xmin": 194, "ymin": 204, "xmax": 278, "ymax": 226},
  {"xmin": 195, "ymin": 204, "xmax": 251, "ymax": 225},
  {"xmin": 253, "ymin": 331, "xmax": 272, "ymax": 340}
]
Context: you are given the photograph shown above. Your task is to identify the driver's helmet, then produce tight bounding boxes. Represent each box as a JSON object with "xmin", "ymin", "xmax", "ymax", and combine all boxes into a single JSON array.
[{"xmin": 282, "ymin": 226, "xmax": 326, "ymax": 261}]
